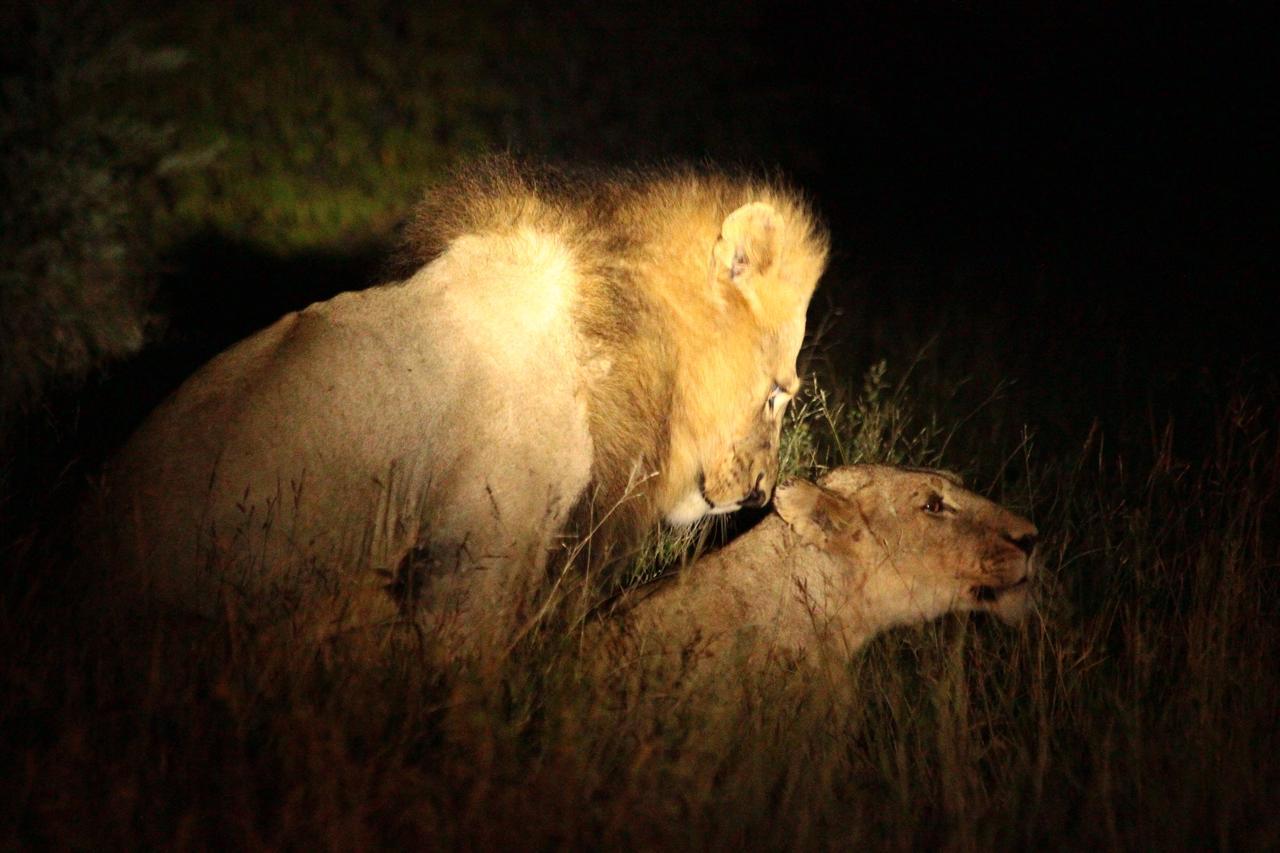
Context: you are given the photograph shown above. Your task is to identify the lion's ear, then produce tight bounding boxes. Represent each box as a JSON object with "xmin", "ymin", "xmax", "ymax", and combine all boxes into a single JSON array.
[
  {"xmin": 712, "ymin": 201, "xmax": 781, "ymax": 312},
  {"xmin": 775, "ymin": 478, "xmax": 841, "ymax": 546}
]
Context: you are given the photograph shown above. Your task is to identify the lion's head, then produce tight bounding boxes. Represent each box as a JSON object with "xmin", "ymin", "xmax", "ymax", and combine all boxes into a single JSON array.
[
  {"xmin": 660, "ymin": 199, "xmax": 826, "ymax": 525},
  {"xmin": 775, "ymin": 465, "xmax": 1039, "ymax": 628}
]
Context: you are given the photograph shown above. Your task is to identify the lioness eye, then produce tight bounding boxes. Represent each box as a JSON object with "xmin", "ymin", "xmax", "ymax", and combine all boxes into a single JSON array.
[{"xmin": 923, "ymin": 493, "xmax": 945, "ymax": 514}]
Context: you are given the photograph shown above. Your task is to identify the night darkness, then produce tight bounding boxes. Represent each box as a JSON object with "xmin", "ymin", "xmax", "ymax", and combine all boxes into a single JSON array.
[{"xmin": 3, "ymin": 2, "xmax": 1278, "ymax": 848}]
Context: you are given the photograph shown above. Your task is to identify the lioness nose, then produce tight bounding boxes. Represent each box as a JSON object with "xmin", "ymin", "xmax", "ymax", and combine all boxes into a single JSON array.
[{"xmin": 1004, "ymin": 531, "xmax": 1038, "ymax": 556}]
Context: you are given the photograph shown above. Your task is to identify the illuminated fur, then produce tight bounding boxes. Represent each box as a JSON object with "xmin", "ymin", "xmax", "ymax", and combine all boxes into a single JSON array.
[
  {"xmin": 599, "ymin": 465, "xmax": 1039, "ymax": 672},
  {"xmin": 98, "ymin": 157, "xmax": 828, "ymax": 645}
]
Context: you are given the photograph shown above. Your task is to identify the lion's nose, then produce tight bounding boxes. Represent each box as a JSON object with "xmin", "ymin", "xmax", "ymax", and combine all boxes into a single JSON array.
[
  {"xmin": 1004, "ymin": 531, "xmax": 1038, "ymax": 557},
  {"xmin": 741, "ymin": 472, "xmax": 769, "ymax": 508}
]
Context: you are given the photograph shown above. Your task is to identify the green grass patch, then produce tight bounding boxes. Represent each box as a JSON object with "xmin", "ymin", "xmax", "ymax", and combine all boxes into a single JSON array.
[{"xmin": 134, "ymin": 3, "xmax": 509, "ymax": 251}]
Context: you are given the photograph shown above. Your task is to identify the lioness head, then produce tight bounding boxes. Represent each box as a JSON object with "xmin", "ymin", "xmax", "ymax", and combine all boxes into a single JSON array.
[
  {"xmin": 663, "ymin": 200, "xmax": 827, "ymax": 525},
  {"xmin": 775, "ymin": 465, "xmax": 1040, "ymax": 627}
]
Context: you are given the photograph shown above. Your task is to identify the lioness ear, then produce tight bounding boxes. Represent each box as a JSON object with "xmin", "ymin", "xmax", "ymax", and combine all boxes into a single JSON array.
[
  {"xmin": 775, "ymin": 478, "xmax": 841, "ymax": 546},
  {"xmin": 712, "ymin": 201, "xmax": 781, "ymax": 312}
]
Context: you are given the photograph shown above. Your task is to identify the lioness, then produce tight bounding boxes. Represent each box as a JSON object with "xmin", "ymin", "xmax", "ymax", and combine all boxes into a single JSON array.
[
  {"xmin": 97, "ymin": 158, "xmax": 828, "ymax": 643},
  {"xmin": 597, "ymin": 465, "xmax": 1038, "ymax": 673}
]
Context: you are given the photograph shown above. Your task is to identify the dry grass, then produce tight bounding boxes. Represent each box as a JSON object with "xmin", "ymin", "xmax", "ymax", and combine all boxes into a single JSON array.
[{"xmin": 3, "ymin": 358, "xmax": 1279, "ymax": 851}]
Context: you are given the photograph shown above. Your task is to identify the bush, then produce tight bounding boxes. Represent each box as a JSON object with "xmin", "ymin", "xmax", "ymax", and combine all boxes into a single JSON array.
[{"xmin": 0, "ymin": 6, "xmax": 183, "ymax": 420}]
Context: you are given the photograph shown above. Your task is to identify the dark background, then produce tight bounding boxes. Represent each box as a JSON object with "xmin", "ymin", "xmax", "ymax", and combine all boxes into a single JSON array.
[{"xmin": 3, "ymin": 1, "xmax": 1274, "ymax": 455}]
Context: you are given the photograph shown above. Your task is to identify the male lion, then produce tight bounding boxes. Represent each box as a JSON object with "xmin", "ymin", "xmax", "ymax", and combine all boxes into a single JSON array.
[
  {"xmin": 97, "ymin": 157, "xmax": 829, "ymax": 644},
  {"xmin": 597, "ymin": 465, "xmax": 1039, "ymax": 675}
]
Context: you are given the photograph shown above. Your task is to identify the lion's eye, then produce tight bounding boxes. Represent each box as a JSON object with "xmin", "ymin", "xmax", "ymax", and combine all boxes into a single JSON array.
[
  {"xmin": 766, "ymin": 384, "xmax": 786, "ymax": 413},
  {"xmin": 923, "ymin": 493, "xmax": 946, "ymax": 514}
]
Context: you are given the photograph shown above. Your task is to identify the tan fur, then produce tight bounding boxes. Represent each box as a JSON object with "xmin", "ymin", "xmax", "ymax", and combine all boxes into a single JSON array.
[
  {"xmin": 597, "ymin": 465, "xmax": 1039, "ymax": 675},
  {"xmin": 95, "ymin": 157, "xmax": 828, "ymax": 649}
]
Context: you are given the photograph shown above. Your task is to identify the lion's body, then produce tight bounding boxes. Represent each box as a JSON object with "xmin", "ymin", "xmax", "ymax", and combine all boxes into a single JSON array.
[
  {"xmin": 598, "ymin": 465, "xmax": 1039, "ymax": 674},
  {"xmin": 98, "ymin": 159, "xmax": 828, "ymax": 643}
]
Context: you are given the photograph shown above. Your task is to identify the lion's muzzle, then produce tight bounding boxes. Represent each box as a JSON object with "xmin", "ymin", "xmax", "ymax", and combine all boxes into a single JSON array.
[{"xmin": 739, "ymin": 472, "xmax": 770, "ymax": 509}]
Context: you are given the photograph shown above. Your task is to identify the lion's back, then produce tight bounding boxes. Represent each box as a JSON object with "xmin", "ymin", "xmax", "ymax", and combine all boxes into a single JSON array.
[{"xmin": 100, "ymin": 229, "xmax": 595, "ymax": 623}]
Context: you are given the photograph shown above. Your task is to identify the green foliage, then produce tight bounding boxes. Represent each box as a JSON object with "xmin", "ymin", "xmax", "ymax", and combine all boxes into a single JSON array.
[
  {"xmin": 1, "ymin": 1, "xmax": 514, "ymax": 423},
  {"xmin": 784, "ymin": 357, "xmax": 952, "ymax": 473},
  {"xmin": 135, "ymin": 2, "xmax": 509, "ymax": 251},
  {"xmin": 0, "ymin": 7, "xmax": 182, "ymax": 414}
]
